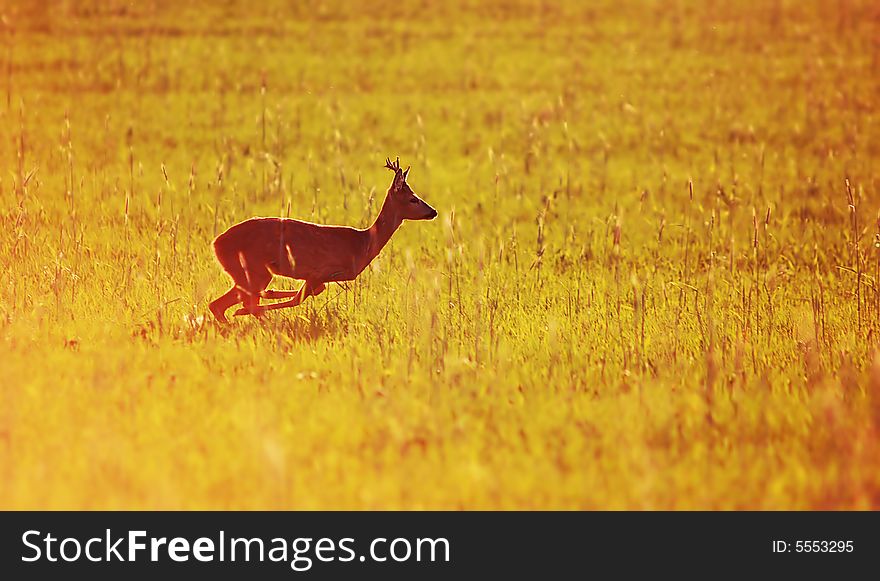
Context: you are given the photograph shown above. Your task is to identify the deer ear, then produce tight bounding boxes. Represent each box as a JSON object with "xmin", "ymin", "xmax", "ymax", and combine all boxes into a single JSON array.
[{"xmin": 402, "ymin": 166, "xmax": 410, "ymax": 181}]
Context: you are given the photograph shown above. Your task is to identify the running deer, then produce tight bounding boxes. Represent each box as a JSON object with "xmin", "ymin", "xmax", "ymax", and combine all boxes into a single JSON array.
[{"xmin": 208, "ymin": 157, "xmax": 437, "ymax": 323}]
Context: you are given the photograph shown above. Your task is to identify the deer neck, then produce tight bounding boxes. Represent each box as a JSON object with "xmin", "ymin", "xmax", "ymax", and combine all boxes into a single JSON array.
[{"xmin": 364, "ymin": 194, "xmax": 403, "ymax": 265}]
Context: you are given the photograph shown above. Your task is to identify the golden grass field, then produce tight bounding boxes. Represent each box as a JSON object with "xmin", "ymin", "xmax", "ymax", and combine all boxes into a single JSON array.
[{"xmin": 1, "ymin": 0, "xmax": 879, "ymax": 509}]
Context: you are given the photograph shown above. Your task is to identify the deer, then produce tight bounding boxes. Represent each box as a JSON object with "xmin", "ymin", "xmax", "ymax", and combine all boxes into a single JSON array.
[{"xmin": 208, "ymin": 157, "xmax": 437, "ymax": 323}]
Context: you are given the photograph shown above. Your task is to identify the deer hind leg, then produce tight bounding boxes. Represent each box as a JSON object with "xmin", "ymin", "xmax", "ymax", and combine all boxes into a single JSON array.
[
  {"xmin": 238, "ymin": 266, "xmax": 272, "ymax": 317},
  {"xmin": 209, "ymin": 286, "xmax": 241, "ymax": 323},
  {"xmin": 213, "ymin": 248, "xmax": 272, "ymax": 320}
]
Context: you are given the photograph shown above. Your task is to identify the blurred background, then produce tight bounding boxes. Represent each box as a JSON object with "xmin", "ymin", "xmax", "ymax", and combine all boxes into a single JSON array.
[{"xmin": 1, "ymin": 0, "xmax": 879, "ymax": 509}]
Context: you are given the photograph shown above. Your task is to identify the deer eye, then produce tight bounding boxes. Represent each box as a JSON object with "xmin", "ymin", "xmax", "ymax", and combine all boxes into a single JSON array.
[{"xmin": 409, "ymin": 197, "xmax": 419, "ymax": 204}]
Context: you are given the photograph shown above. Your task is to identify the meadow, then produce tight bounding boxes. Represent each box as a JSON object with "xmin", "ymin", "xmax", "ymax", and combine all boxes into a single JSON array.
[{"xmin": 1, "ymin": 0, "xmax": 879, "ymax": 509}]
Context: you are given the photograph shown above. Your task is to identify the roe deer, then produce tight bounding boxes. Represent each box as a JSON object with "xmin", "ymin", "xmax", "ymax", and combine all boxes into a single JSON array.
[{"xmin": 208, "ymin": 157, "xmax": 437, "ymax": 323}]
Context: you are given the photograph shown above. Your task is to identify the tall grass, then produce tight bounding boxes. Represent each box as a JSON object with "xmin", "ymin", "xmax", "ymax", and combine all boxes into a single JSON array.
[{"xmin": 0, "ymin": 0, "xmax": 878, "ymax": 509}]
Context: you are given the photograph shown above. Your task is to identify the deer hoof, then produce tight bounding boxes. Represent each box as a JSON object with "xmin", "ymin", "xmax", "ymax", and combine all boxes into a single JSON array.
[{"xmin": 234, "ymin": 306, "xmax": 264, "ymax": 317}]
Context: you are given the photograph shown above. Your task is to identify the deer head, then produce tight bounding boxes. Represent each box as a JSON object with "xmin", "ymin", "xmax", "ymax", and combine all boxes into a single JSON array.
[{"xmin": 384, "ymin": 157, "xmax": 437, "ymax": 221}]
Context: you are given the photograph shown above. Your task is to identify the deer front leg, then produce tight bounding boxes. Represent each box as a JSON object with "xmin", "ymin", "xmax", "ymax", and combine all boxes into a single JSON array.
[
  {"xmin": 234, "ymin": 285, "xmax": 305, "ymax": 316},
  {"xmin": 261, "ymin": 286, "xmax": 305, "ymax": 299},
  {"xmin": 235, "ymin": 281, "xmax": 325, "ymax": 315},
  {"xmin": 261, "ymin": 282, "xmax": 326, "ymax": 312}
]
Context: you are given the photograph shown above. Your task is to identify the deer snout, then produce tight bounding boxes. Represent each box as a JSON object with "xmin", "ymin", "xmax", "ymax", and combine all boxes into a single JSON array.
[{"xmin": 412, "ymin": 199, "xmax": 437, "ymax": 220}]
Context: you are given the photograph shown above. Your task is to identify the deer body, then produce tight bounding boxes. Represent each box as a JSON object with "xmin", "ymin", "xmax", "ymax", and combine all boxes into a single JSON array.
[
  {"xmin": 209, "ymin": 158, "xmax": 436, "ymax": 323},
  {"xmin": 217, "ymin": 217, "xmax": 375, "ymax": 283}
]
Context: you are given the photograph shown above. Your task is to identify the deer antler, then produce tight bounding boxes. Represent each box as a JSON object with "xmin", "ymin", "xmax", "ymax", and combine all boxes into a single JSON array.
[{"xmin": 384, "ymin": 156, "xmax": 401, "ymax": 174}]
